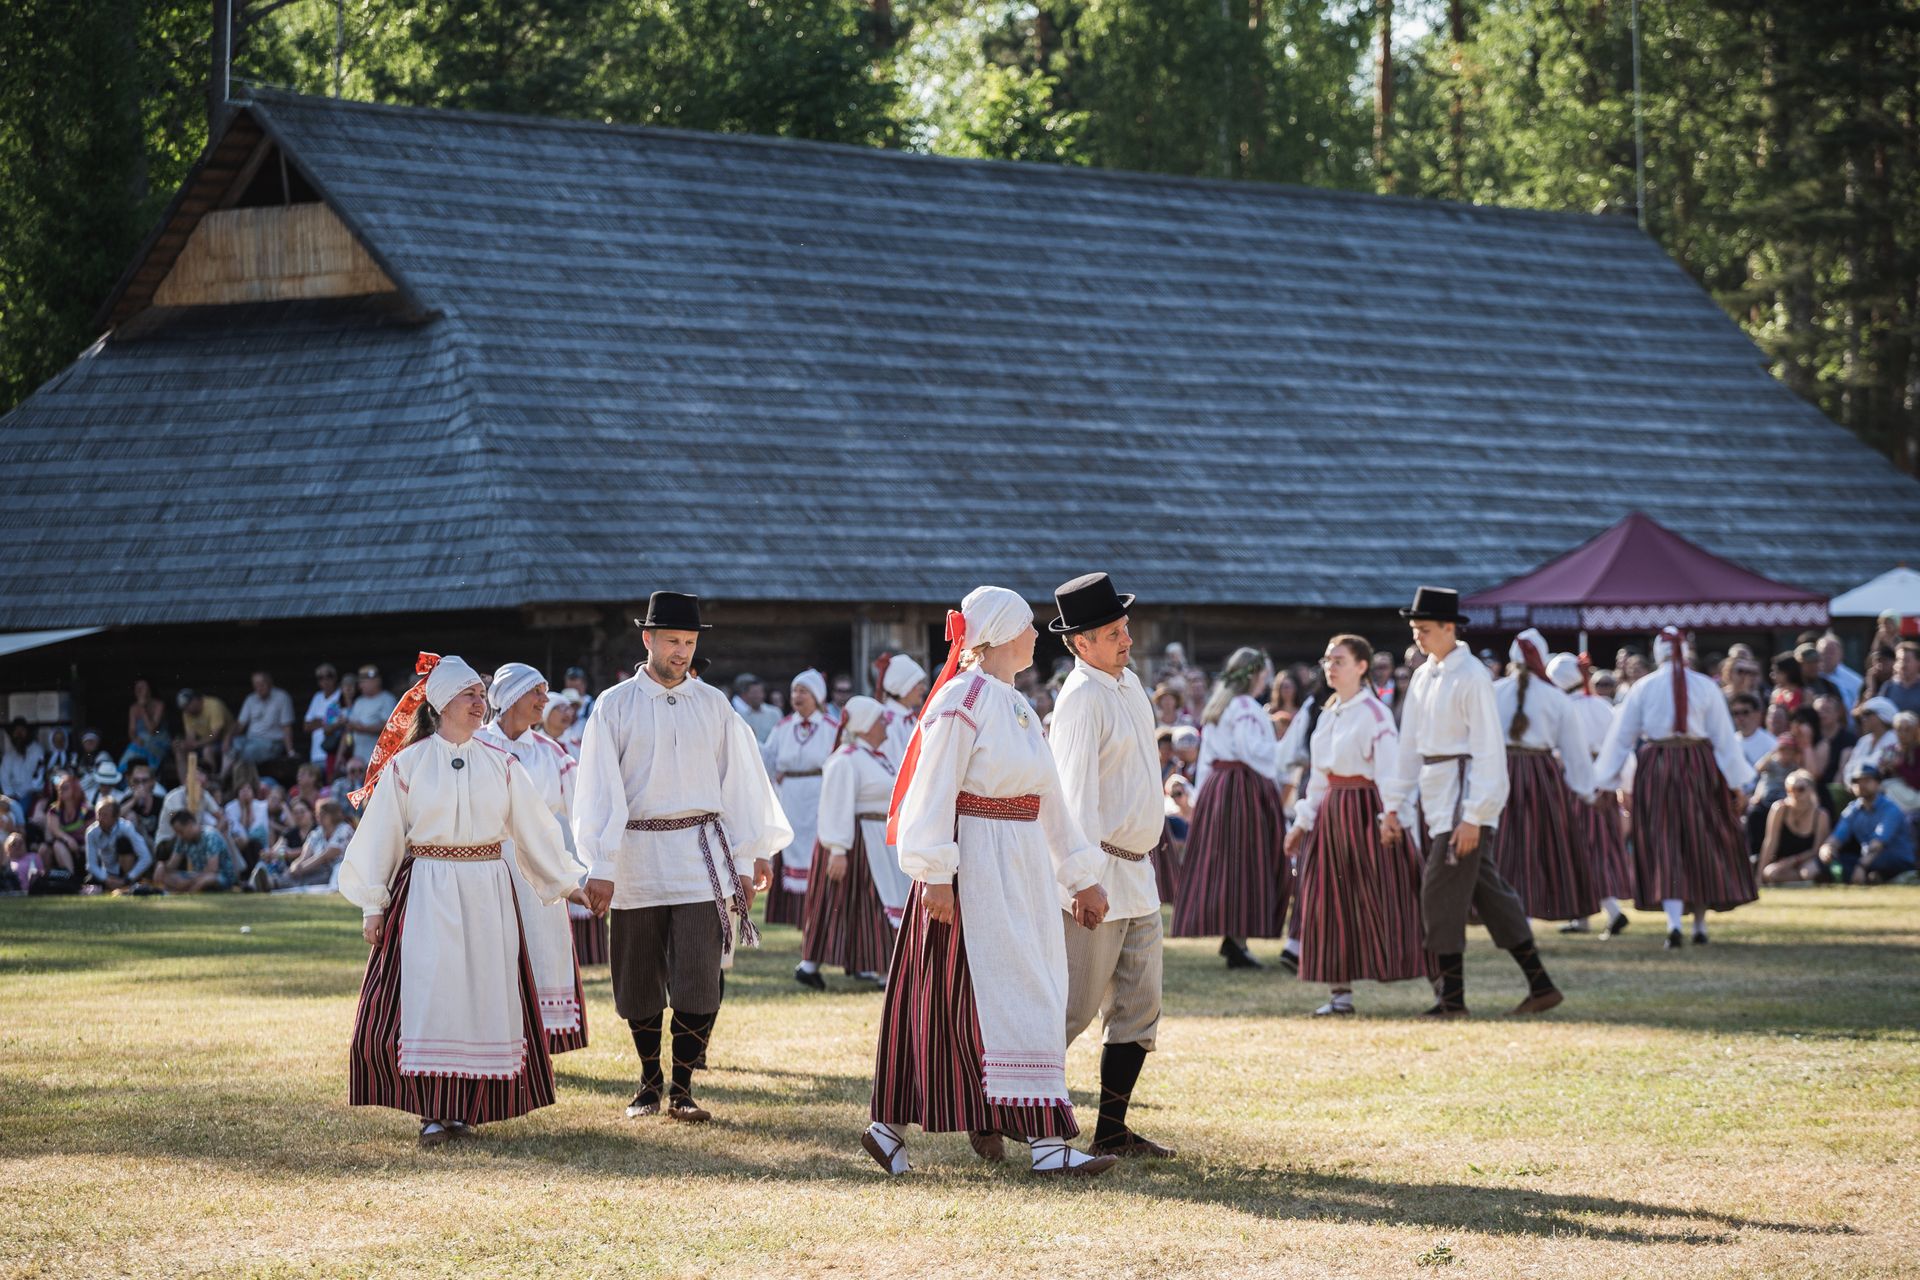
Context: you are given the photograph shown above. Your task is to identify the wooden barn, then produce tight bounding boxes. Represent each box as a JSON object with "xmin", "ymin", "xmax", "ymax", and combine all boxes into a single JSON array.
[{"xmin": 4, "ymin": 89, "xmax": 1919, "ymax": 736}]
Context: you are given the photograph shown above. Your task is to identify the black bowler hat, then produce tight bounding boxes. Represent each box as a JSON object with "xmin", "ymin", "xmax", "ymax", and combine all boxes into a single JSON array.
[
  {"xmin": 635, "ymin": 591, "xmax": 710, "ymax": 630},
  {"xmin": 1050, "ymin": 572, "xmax": 1135, "ymax": 635},
  {"xmin": 1399, "ymin": 586, "xmax": 1471, "ymax": 624}
]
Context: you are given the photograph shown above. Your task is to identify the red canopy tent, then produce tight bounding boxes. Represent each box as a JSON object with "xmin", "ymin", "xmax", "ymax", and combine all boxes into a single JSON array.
[{"xmin": 1463, "ymin": 513, "xmax": 1829, "ymax": 636}]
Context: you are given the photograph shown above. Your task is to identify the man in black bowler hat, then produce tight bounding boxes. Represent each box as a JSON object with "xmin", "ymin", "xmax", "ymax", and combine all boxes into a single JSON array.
[
  {"xmin": 1047, "ymin": 573, "xmax": 1176, "ymax": 1158},
  {"xmin": 571, "ymin": 592, "xmax": 793, "ymax": 1122},
  {"xmin": 1390, "ymin": 587, "xmax": 1564, "ymax": 1018}
]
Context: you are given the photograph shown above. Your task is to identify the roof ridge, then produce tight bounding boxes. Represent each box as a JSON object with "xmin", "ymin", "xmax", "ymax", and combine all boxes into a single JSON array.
[{"xmin": 236, "ymin": 87, "xmax": 1646, "ymax": 234}]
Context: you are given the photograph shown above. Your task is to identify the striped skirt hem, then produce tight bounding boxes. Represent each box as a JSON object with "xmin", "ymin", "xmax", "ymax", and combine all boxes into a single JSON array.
[
  {"xmin": 762, "ymin": 851, "xmax": 806, "ymax": 927},
  {"xmin": 1296, "ymin": 784, "xmax": 1436, "ymax": 985},
  {"xmin": 570, "ymin": 911, "xmax": 609, "ymax": 966},
  {"xmin": 870, "ymin": 880, "xmax": 1077, "ymax": 1139},
  {"xmin": 1169, "ymin": 763, "xmax": 1288, "ymax": 938},
  {"xmin": 1630, "ymin": 740, "xmax": 1757, "ymax": 912},
  {"xmin": 544, "ymin": 964, "xmax": 590, "ymax": 1055},
  {"xmin": 800, "ymin": 833, "xmax": 894, "ymax": 975},
  {"xmin": 1486, "ymin": 750, "xmax": 1598, "ymax": 921},
  {"xmin": 349, "ymin": 855, "xmax": 556, "ymax": 1123}
]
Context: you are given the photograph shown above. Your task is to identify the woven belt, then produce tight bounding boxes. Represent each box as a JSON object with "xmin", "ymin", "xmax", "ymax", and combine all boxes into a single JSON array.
[
  {"xmin": 955, "ymin": 792, "xmax": 1041, "ymax": 821},
  {"xmin": 1508, "ymin": 745, "xmax": 1554, "ymax": 756},
  {"xmin": 408, "ymin": 842, "xmax": 501, "ymax": 861},
  {"xmin": 1326, "ymin": 773, "xmax": 1374, "ymax": 791},
  {"xmin": 1421, "ymin": 754, "xmax": 1469, "ymax": 765},
  {"xmin": 856, "ymin": 811, "xmax": 887, "ymax": 823},
  {"xmin": 783, "ymin": 769, "xmax": 823, "ymax": 778},
  {"xmin": 624, "ymin": 813, "xmax": 757, "ymax": 954},
  {"xmin": 1100, "ymin": 840, "xmax": 1148, "ymax": 863},
  {"xmin": 1650, "ymin": 736, "xmax": 1708, "ymax": 747}
]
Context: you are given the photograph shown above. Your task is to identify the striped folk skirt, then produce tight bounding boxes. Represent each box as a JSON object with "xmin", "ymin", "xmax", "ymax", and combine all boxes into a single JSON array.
[
  {"xmin": 1296, "ymin": 779, "xmax": 1435, "ymax": 986},
  {"xmin": 1152, "ymin": 818, "xmax": 1180, "ymax": 907},
  {"xmin": 349, "ymin": 855, "xmax": 556, "ymax": 1124},
  {"xmin": 870, "ymin": 880, "xmax": 1077, "ymax": 1139},
  {"xmin": 761, "ymin": 851, "xmax": 806, "ymax": 927},
  {"xmin": 1584, "ymin": 790, "xmax": 1634, "ymax": 901},
  {"xmin": 570, "ymin": 907, "xmax": 610, "ymax": 966},
  {"xmin": 1170, "ymin": 761, "xmax": 1288, "ymax": 939},
  {"xmin": 1486, "ymin": 749, "xmax": 1598, "ymax": 921},
  {"xmin": 800, "ymin": 835, "xmax": 894, "ymax": 976},
  {"xmin": 1631, "ymin": 740, "xmax": 1758, "ymax": 912}
]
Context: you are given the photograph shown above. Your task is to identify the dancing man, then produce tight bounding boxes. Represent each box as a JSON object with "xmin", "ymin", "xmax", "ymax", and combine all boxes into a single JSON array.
[
  {"xmin": 1392, "ymin": 588, "xmax": 1565, "ymax": 1017},
  {"xmin": 1047, "ymin": 573, "xmax": 1175, "ymax": 1159},
  {"xmin": 573, "ymin": 592, "xmax": 792, "ymax": 1123}
]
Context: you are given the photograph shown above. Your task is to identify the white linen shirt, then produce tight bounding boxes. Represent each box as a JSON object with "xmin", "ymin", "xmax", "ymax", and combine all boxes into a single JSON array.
[
  {"xmin": 1389, "ymin": 643, "xmax": 1511, "ymax": 837},
  {"xmin": 1292, "ymin": 688, "xmax": 1415, "ymax": 831},
  {"xmin": 573, "ymin": 670, "xmax": 793, "ymax": 910},
  {"xmin": 1493, "ymin": 674, "xmax": 1597, "ymax": 801},
  {"xmin": 1195, "ymin": 694, "xmax": 1279, "ymax": 791},
  {"xmin": 1047, "ymin": 658, "xmax": 1162, "ymax": 920},
  {"xmin": 477, "ymin": 721, "xmax": 576, "ymax": 850},
  {"xmin": 1594, "ymin": 664, "xmax": 1755, "ymax": 792}
]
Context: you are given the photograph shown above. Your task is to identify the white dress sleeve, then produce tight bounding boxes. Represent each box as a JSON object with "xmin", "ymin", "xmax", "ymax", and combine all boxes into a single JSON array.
[
  {"xmin": 1594, "ymin": 684, "xmax": 1647, "ymax": 791},
  {"xmin": 1037, "ymin": 744, "xmax": 1104, "ymax": 896},
  {"xmin": 1293, "ymin": 761, "xmax": 1330, "ymax": 830},
  {"xmin": 1369, "ymin": 709, "xmax": 1416, "ymax": 829},
  {"xmin": 1702, "ymin": 680, "xmax": 1757, "ymax": 791},
  {"xmin": 817, "ymin": 753, "xmax": 857, "ymax": 854},
  {"xmin": 1460, "ymin": 677, "xmax": 1511, "ymax": 829},
  {"xmin": 718, "ymin": 709, "xmax": 794, "ymax": 871},
  {"xmin": 895, "ymin": 703, "xmax": 971, "ymax": 886},
  {"xmin": 338, "ymin": 759, "xmax": 408, "ymax": 917},
  {"xmin": 1552, "ymin": 693, "xmax": 1597, "ymax": 801},
  {"xmin": 506, "ymin": 758, "xmax": 586, "ymax": 904},
  {"xmin": 1224, "ymin": 696, "xmax": 1280, "ymax": 777},
  {"xmin": 571, "ymin": 699, "xmax": 628, "ymax": 882}
]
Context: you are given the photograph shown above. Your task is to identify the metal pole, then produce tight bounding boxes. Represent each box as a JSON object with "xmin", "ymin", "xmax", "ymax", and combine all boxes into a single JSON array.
[{"xmin": 1631, "ymin": 0, "xmax": 1646, "ymax": 229}]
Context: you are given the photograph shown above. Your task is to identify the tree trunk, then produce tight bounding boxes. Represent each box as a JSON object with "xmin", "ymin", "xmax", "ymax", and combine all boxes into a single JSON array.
[
  {"xmin": 1448, "ymin": 0, "xmax": 1467, "ymax": 199},
  {"xmin": 1374, "ymin": 0, "xmax": 1394, "ymax": 193}
]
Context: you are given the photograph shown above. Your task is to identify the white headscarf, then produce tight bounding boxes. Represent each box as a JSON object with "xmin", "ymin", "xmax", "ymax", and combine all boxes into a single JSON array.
[
  {"xmin": 791, "ymin": 668, "xmax": 828, "ymax": 705},
  {"xmin": 1546, "ymin": 653, "xmax": 1584, "ymax": 693},
  {"xmin": 1508, "ymin": 628, "xmax": 1551, "ymax": 672},
  {"xmin": 881, "ymin": 654, "xmax": 927, "ymax": 698},
  {"xmin": 423, "ymin": 656, "xmax": 483, "ymax": 712},
  {"xmin": 488, "ymin": 661, "xmax": 546, "ymax": 712},
  {"xmin": 961, "ymin": 585, "xmax": 1034, "ymax": 650},
  {"xmin": 842, "ymin": 695, "xmax": 884, "ymax": 734},
  {"xmin": 1653, "ymin": 627, "xmax": 1687, "ymax": 666}
]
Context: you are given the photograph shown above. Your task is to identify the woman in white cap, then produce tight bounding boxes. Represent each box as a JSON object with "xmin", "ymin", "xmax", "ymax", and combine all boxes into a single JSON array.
[
  {"xmin": 877, "ymin": 653, "xmax": 930, "ymax": 765},
  {"xmin": 341, "ymin": 653, "xmax": 593, "ymax": 1148},
  {"xmin": 760, "ymin": 668, "xmax": 836, "ymax": 928},
  {"xmin": 864, "ymin": 587, "xmax": 1116, "ymax": 1179},
  {"xmin": 1549, "ymin": 653, "xmax": 1633, "ymax": 937},
  {"xmin": 1485, "ymin": 629, "xmax": 1598, "ymax": 923},
  {"xmin": 796, "ymin": 695, "xmax": 908, "ymax": 990},
  {"xmin": 478, "ymin": 662, "xmax": 589, "ymax": 1052}
]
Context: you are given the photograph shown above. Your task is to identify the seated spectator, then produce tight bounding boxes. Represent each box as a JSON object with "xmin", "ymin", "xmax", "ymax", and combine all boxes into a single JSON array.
[
  {"xmin": 1883, "ymin": 642, "xmax": 1920, "ymax": 718},
  {"xmin": 34, "ymin": 772, "xmax": 91, "ymax": 878},
  {"xmin": 1817, "ymin": 763, "xmax": 1917, "ymax": 884},
  {"xmin": 1155, "ymin": 726, "xmax": 1175, "ymax": 780},
  {"xmin": 1847, "ymin": 697, "xmax": 1900, "ymax": 779},
  {"xmin": 83, "ymin": 796, "xmax": 154, "ymax": 893},
  {"xmin": 1, "ymin": 717, "xmax": 46, "ymax": 813},
  {"xmin": 286, "ymin": 763, "xmax": 327, "ymax": 815},
  {"xmin": 1815, "ymin": 695, "xmax": 1856, "ymax": 763},
  {"xmin": 1872, "ymin": 611, "xmax": 1905, "ymax": 657},
  {"xmin": 730, "ymin": 674, "xmax": 781, "ymax": 743},
  {"xmin": 1787, "ymin": 707, "xmax": 1831, "ymax": 802},
  {"xmin": 1719, "ymin": 649, "xmax": 1761, "ymax": 701},
  {"xmin": 173, "ymin": 688, "xmax": 234, "ymax": 782},
  {"xmin": 1768, "ymin": 653, "xmax": 1807, "ymax": 712},
  {"xmin": 1756, "ymin": 770, "xmax": 1834, "ymax": 884},
  {"xmin": 82, "ymin": 759, "xmax": 124, "ymax": 806},
  {"xmin": 1152, "ymin": 685, "xmax": 1192, "ymax": 728},
  {"xmin": 1170, "ymin": 725, "xmax": 1201, "ymax": 779},
  {"xmin": 120, "ymin": 678, "xmax": 171, "ymax": 774},
  {"xmin": 1746, "ymin": 735, "xmax": 1801, "ymax": 856},
  {"xmin": 340, "ymin": 664, "xmax": 396, "ymax": 772},
  {"xmin": 1795, "ymin": 643, "xmax": 1842, "ymax": 706},
  {"xmin": 251, "ymin": 797, "xmax": 353, "ymax": 892},
  {"xmin": 1617, "ymin": 649, "xmax": 1650, "ymax": 688},
  {"xmin": 1590, "ymin": 667, "xmax": 1620, "ymax": 707},
  {"xmin": 1729, "ymin": 693, "xmax": 1770, "ymax": 768},
  {"xmin": 74, "ymin": 730, "xmax": 111, "ymax": 786},
  {"xmin": 1182, "ymin": 670, "xmax": 1210, "ymax": 720},
  {"xmin": 303, "ymin": 664, "xmax": 345, "ymax": 766},
  {"xmin": 1164, "ymin": 771, "xmax": 1194, "ymax": 844},
  {"xmin": 331, "ymin": 756, "xmax": 367, "ymax": 812},
  {"xmin": 1, "ymin": 806, "xmax": 33, "ymax": 894},
  {"xmin": 232, "ymin": 670, "xmax": 295, "ymax": 771},
  {"xmin": 1817, "ymin": 634, "xmax": 1863, "ymax": 711},
  {"xmin": 1369, "ymin": 651, "xmax": 1399, "ymax": 707},
  {"xmin": 223, "ymin": 763, "xmax": 274, "ymax": 868},
  {"xmin": 1880, "ymin": 712, "xmax": 1920, "ymax": 814},
  {"xmin": 156, "ymin": 811, "xmax": 243, "ymax": 893},
  {"xmin": 119, "ymin": 763, "xmax": 164, "ymax": 845},
  {"xmin": 1860, "ymin": 645, "xmax": 1897, "ymax": 701}
]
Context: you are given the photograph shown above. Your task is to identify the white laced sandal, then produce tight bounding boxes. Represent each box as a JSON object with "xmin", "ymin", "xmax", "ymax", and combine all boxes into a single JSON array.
[
  {"xmin": 861, "ymin": 1122, "xmax": 910, "ymax": 1175},
  {"xmin": 1029, "ymin": 1137, "xmax": 1118, "ymax": 1178}
]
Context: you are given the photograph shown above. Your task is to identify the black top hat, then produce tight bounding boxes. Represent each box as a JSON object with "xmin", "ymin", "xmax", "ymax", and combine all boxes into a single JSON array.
[
  {"xmin": 1050, "ymin": 572, "xmax": 1136, "ymax": 635},
  {"xmin": 1399, "ymin": 586, "xmax": 1471, "ymax": 625},
  {"xmin": 636, "ymin": 591, "xmax": 710, "ymax": 630}
]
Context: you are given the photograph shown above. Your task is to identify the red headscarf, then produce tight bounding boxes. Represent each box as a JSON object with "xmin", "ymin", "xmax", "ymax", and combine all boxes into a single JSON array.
[
  {"xmin": 1660, "ymin": 626, "xmax": 1688, "ymax": 731},
  {"xmin": 886, "ymin": 611, "xmax": 966, "ymax": 846},
  {"xmin": 1576, "ymin": 652, "xmax": 1595, "ymax": 696},
  {"xmin": 1514, "ymin": 635, "xmax": 1551, "ymax": 682},
  {"xmin": 349, "ymin": 652, "xmax": 440, "ymax": 808}
]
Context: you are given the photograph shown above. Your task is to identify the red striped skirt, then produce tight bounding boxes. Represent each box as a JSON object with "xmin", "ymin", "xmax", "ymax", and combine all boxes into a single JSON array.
[
  {"xmin": 869, "ymin": 880, "xmax": 1077, "ymax": 1139},
  {"xmin": 1584, "ymin": 790, "xmax": 1634, "ymax": 901},
  {"xmin": 1296, "ymin": 781, "xmax": 1435, "ymax": 985},
  {"xmin": 1152, "ymin": 819, "xmax": 1179, "ymax": 906},
  {"xmin": 570, "ymin": 910, "xmax": 609, "ymax": 966},
  {"xmin": 1169, "ymin": 761, "xmax": 1288, "ymax": 938},
  {"xmin": 1630, "ymin": 740, "xmax": 1757, "ymax": 912},
  {"xmin": 800, "ymin": 835, "xmax": 893, "ymax": 975},
  {"xmin": 761, "ymin": 851, "xmax": 806, "ymax": 927},
  {"xmin": 1486, "ymin": 750, "xmax": 1598, "ymax": 921},
  {"xmin": 348, "ymin": 855, "xmax": 556, "ymax": 1123}
]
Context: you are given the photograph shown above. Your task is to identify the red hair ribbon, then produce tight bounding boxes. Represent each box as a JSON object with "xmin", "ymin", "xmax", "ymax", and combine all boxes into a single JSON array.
[
  {"xmin": 1576, "ymin": 652, "xmax": 1595, "ymax": 696},
  {"xmin": 1516, "ymin": 636, "xmax": 1551, "ymax": 682},
  {"xmin": 1660, "ymin": 626, "xmax": 1688, "ymax": 731},
  {"xmin": 886, "ymin": 610, "xmax": 966, "ymax": 846},
  {"xmin": 349, "ymin": 652, "xmax": 440, "ymax": 808},
  {"xmin": 873, "ymin": 651, "xmax": 892, "ymax": 697}
]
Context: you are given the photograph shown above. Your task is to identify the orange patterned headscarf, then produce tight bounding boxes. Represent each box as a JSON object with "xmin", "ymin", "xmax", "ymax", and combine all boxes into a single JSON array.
[
  {"xmin": 886, "ymin": 610, "xmax": 967, "ymax": 846},
  {"xmin": 349, "ymin": 652, "xmax": 440, "ymax": 808}
]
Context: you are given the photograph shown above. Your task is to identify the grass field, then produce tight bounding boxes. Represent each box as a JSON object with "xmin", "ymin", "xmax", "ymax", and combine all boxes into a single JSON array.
[{"xmin": 3, "ymin": 889, "xmax": 1917, "ymax": 1279}]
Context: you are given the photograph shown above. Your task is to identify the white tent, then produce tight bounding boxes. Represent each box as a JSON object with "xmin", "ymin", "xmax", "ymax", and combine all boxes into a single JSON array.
[{"xmin": 1828, "ymin": 566, "xmax": 1920, "ymax": 617}]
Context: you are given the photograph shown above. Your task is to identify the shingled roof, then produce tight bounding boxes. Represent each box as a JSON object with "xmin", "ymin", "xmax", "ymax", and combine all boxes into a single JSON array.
[{"xmin": 5, "ymin": 88, "xmax": 1917, "ymax": 629}]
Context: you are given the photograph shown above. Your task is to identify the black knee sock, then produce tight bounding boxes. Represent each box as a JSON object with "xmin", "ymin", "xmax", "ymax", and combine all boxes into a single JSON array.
[
  {"xmin": 1436, "ymin": 953, "xmax": 1465, "ymax": 1010},
  {"xmin": 1095, "ymin": 1041, "xmax": 1149, "ymax": 1145},
  {"xmin": 1508, "ymin": 940, "xmax": 1554, "ymax": 997},
  {"xmin": 627, "ymin": 1015, "xmax": 664, "ymax": 1099},
  {"xmin": 670, "ymin": 1010, "xmax": 717, "ymax": 1100}
]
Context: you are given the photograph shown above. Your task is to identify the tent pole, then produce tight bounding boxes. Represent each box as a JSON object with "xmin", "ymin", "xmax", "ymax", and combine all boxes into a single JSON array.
[{"xmin": 1579, "ymin": 629, "xmax": 1589, "ymax": 656}]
